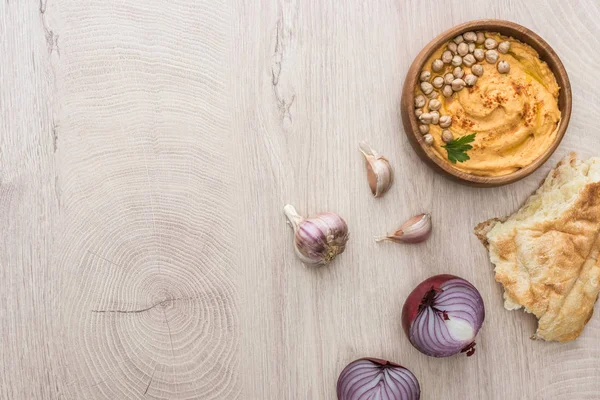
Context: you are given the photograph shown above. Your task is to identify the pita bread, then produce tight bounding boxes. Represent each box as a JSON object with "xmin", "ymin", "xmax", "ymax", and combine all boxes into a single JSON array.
[{"xmin": 475, "ymin": 153, "xmax": 600, "ymax": 341}]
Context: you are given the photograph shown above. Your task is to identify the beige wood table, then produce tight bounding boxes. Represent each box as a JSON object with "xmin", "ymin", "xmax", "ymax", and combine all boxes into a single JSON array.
[{"xmin": 2, "ymin": 0, "xmax": 599, "ymax": 398}]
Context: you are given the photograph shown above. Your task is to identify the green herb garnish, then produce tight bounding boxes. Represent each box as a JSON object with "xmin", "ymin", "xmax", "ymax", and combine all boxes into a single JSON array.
[{"xmin": 442, "ymin": 133, "xmax": 476, "ymax": 164}]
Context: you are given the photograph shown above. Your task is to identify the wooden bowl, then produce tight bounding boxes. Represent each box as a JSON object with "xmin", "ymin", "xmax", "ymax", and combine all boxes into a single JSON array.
[{"xmin": 401, "ymin": 20, "xmax": 572, "ymax": 187}]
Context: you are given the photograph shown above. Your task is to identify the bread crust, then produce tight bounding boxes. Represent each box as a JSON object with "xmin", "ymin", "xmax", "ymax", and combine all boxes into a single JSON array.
[{"xmin": 475, "ymin": 153, "xmax": 600, "ymax": 341}]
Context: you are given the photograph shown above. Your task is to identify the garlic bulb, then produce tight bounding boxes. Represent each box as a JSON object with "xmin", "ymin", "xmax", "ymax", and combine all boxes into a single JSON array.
[
  {"xmin": 375, "ymin": 214, "xmax": 432, "ymax": 244},
  {"xmin": 283, "ymin": 205, "xmax": 349, "ymax": 266},
  {"xmin": 359, "ymin": 142, "xmax": 393, "ymax": 198}
]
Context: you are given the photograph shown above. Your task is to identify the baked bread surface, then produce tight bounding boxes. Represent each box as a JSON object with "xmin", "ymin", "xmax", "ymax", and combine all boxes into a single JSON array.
[{"xmin": 475, "ymin": 153, "xmax": 600, "ymax": 341}]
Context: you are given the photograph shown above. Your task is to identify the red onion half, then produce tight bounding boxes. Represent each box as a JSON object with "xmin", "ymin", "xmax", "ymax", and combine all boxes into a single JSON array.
[
  {"xmin": 402, "ymin": 274, "xmax": 485, "ymax": 358},
  {"xmin": 337, "ymin": 358, "xmax": 420, "ymax": 400}
]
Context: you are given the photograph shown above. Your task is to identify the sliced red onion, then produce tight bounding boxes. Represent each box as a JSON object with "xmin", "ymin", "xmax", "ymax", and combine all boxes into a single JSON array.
[
  {"xmin": 337, "ymin": 358, "xmax": 420, "ymax": 400},
  {"xmin": 402, "ymin": 274, "xmax": 485, "ymax": 358}
]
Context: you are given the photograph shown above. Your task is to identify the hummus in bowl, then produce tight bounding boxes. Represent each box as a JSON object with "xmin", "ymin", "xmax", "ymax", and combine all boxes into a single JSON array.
[
  {"xmin": 401, "ymin": 20, "xmax": 571, "ymax": 186},
  {"xmin": 423, "ymin": 33, "xmax": 561, "ymax": 176}
]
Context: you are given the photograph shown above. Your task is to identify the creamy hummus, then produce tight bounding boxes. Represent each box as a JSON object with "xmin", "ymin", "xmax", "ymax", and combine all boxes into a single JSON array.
[{"xmin": 418, "ymin": 33, "xmax": 561, "ymax": 176}]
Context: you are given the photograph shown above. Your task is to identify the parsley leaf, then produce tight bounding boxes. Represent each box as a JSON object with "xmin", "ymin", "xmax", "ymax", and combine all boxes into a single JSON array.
[{"xmin": 442, "ymin": 133, "xmax": 476, "ymax": 164}]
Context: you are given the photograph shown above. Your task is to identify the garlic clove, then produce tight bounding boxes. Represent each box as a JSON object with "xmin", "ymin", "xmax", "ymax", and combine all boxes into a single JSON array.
[
  {"xmin": 359, "ymin": 141, "xmax": 393, "ymax": 198},
  {"xmin": 284, "ymin": 205, "xmax": 349, "ymax": 266},
  {"xmin": 375, "ymin": 213, "xmax": 432, "ymax": 244}
]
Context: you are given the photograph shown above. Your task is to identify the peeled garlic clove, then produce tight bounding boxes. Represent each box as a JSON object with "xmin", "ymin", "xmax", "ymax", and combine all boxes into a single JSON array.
[
  {"xmin": 284, "ymin": 205, "xmax": 349, "ymax": 266},
  {"xmin": 376, "ymin": 214, "xmax": 432, "ymax": 244},
  {"xmin": 359, "ymin": 141, "xmax": 393, "ymax": 198}
]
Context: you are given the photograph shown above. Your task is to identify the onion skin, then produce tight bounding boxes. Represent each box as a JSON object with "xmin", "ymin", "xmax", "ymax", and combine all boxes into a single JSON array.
[
  {"xmin": 402, "ymin": 274, "xmax": 485, "ymax": 358},
  {"xmin": 337, "ymin": 358, "xmax": 420, "ymax": 400},
  {"xmin": 402, "ymin": 274, "xmax": 457, "ymax": 334}
]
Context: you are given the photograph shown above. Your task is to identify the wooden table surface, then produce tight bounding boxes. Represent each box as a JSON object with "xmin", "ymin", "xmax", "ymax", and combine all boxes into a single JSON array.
[{"xmin": 2, "ymin": 0, "xmax": 600, "ymax": 399}]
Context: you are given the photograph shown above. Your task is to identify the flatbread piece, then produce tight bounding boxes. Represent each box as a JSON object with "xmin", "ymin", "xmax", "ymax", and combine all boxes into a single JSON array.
[{"xmin": 475, "ymin": 153, "xmax": 600, "ymax": 341}]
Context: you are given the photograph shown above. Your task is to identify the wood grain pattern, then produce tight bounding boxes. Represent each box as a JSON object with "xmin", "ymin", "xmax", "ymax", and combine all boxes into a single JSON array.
[
  {"xmin": 1, "ymin": 0, "xmax": 600, "ymax": 398},
  {"xmin": 2, "ymin": 0, "xmax": 239, "ymax": 398}
]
